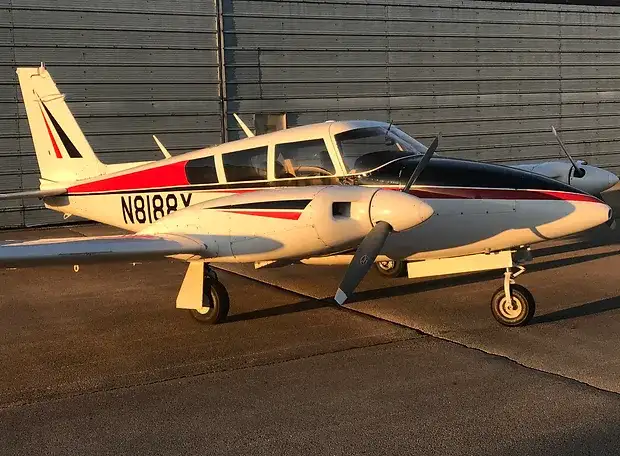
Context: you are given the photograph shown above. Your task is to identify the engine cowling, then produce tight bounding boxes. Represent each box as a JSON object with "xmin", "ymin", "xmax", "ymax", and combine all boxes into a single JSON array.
[{"xmin": 141, "ymin": 185, "xmax": 433, "ymax": 263}]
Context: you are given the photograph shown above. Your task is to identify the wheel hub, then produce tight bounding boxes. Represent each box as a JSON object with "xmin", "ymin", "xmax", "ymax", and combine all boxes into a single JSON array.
[
  {"xmin": 194, "ymin": 305, "xmax": 213, "ymax": 315},
  {"xmin": 195, "ymin": 287, "xmax": 215, "ymax": 314},
  {"xmin": 377, "ymin": 260, "xmax": 395, "ymax": 271},
  {"xmin": 499, "ymin": 296, "xmax": 523, "ymax": 319}
]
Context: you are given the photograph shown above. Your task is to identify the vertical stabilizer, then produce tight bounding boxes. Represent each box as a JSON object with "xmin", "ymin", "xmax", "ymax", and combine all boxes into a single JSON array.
[{"xmin": 17, "ymin": 65, "xmax": 106, "ymax": 184}]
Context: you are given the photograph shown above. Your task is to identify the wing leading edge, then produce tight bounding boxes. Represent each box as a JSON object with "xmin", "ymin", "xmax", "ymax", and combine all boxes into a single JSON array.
[{"xmin": 0, "ymin": 233, "xmax": 207, "ymax": 267}]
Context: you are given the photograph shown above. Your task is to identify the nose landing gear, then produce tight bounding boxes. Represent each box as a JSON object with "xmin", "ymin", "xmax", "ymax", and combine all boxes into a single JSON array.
[
  {"xmin": 490, "ymin": 267, "xmax": 535, "ymax": 327},
  {"xmin": 377, "ymin": 249, "xmax": 537, "ymax": 326}
]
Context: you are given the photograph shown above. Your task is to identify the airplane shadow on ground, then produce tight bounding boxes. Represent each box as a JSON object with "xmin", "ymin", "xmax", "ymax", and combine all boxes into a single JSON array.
[
  {"xmin": 533, "ymin": 228, "xmax": 620, "ymax": 258},
  {"xmin": 350, "ymin": 248, "xmax": 620, "ymax": 304},
  {"xmin": 226, "ymin": 248, "xmax": 620, "ymax": 323},
  {"xmin": 534, "ymin": 240, "xmax": 605, "ymax": 258},
  {"xmin": 225, "ymin": 298, "xmax": 331, "ymax": 323},
  {"xmin": 532, "ymin": 296, "xmax": 620, "ymax": 325}
]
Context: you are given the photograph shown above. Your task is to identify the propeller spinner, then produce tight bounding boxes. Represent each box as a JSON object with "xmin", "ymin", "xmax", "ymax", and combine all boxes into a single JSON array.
[{"xmin": 334, "ymin": 135, "xmax": 440, "ymax": 305}]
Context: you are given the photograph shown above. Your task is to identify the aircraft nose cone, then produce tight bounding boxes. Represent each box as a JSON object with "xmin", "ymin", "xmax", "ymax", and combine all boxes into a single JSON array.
[
  {"xmin": 592, "ymin": 202, "xmax": 614, "ymax": 228},
  {"xmin": 609, "ymin": 172, "xmax": 619, "ymax": 189},
  {"xmin": 369, "ymin": 190, "xmax": 434, "ymax": 232}
]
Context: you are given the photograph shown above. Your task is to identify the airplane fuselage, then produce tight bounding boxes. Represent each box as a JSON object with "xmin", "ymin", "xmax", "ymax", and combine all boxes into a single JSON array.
[{"xmin": 46, "ymin": 155, "xmax": 610, "ymax": 262}]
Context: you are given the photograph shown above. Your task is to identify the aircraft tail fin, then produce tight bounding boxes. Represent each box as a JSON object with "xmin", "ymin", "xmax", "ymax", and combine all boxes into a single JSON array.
[{"xmin": 17, "ymin": 65, "xmax": 107, "ymax": 185}]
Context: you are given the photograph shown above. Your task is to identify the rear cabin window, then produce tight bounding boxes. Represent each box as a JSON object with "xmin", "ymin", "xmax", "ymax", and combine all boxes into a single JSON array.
[
  {"xmin": 274, "ymin": 139, "xmax": 335, "ymax": 178},
  {"xmin": 185, "ymin": 156, "xmax": 218, "ymax": 185},
  {"xmin": 222, "ymin": 146, "xmax": 268, "ymax": 182}
]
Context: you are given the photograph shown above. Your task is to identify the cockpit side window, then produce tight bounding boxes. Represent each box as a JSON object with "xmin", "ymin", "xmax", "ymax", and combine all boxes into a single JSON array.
[
  {"xmin": 274, "ymin": 139, "xmax": 335, "ymax": 178},
  {"xmin": 222, "ymin": 146, "xmax": 268, "ymax": 182},
  {"xmin": 335, "ymin": 127, "xmax": 419, "ymax": 174},
  {"xmin": 185, "ymin": 155, "xmax": 219, "ymax": 185}
]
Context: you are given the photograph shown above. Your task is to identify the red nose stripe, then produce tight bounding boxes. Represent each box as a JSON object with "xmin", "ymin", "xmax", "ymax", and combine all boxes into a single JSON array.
[{"xmin": 406, "ymin": 187, "xmax": 601, "ymax": 203}]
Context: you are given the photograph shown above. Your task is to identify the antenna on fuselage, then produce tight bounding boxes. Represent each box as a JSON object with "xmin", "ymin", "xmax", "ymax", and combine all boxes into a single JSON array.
[
  {"xmin": 384, "ymin": 119, "xmax": 394, "ymax": 144},
  {"xmin": 233, "ymin": 113, "xmax": 255, "ymax": 138},
  {"xmin": 551, "ymin": 126, "xmax": 585, "ymax": 178},
  {"xmin": 152, "ymin": 135, "xmax": 171, "ymax": 159}
]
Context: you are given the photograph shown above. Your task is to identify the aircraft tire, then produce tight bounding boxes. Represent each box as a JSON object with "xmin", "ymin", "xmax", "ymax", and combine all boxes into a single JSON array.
[
  {"xmin": 189, "ymin": 279, "xmax": 230, "ymax": 324},
  {"xmin": 490, "ymin": 284, "xmax": 535, "ymax": 327},
  {"xmin": 375, "ymin": 260, "xmax": 407, "ymax": 278}
]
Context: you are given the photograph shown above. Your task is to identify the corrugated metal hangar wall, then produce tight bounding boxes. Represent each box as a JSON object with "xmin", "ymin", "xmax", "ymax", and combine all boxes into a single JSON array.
[
  {"xmin": 0, "ymin": 0, "xmax": 223, "ymax": 226},
  {"xmin": 1, "ymin": 0, "xmax": 620, "ymax": 227}
]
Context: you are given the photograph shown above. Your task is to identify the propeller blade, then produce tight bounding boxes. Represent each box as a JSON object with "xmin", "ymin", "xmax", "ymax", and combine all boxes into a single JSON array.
[
  {"xmin": 334, "ymin": 221, "xmax": 392, "ymax": 305},
  {"xmin": 403, "ymin": 134, "xmax": 440, "ymax": 193},
  {"xmin": 551, "ymin": 126, "xmax": 585, "ymax": 178}
]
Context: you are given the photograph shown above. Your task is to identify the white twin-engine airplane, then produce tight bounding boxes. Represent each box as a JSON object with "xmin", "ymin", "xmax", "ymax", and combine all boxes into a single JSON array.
[{"xmin": 0, "ymin": 65, "xmax": 614, "ymax": 327}]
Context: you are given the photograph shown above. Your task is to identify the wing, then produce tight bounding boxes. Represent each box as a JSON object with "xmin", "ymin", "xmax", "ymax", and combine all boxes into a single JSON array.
[
  {"xmin": 0, "ymin": 233, "xmax": 207, "ymax": 267},
  {"xmin": 0, "ymin": 188, "xmax": 67, "ymax": 200}
]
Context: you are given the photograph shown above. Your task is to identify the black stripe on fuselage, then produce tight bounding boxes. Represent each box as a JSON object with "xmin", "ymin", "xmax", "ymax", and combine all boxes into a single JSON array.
[
  {"xmin": 210, "ymin": 199, "xmax": 312, "ymax": 210},
  {"xmin": 42, "ymin": 103, "xmax": 83, "ymax": 158},
  {"xmin": 64, "ymin": 157, "xmax": 589, "ymax": 196},
  {"xmin": 359, "ymin": 155, "xmax": 590, "ymax": 195}
]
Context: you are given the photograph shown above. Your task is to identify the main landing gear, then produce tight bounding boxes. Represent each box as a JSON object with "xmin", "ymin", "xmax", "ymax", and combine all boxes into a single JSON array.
[
  {"xmin": 177, "ymin": 262, "xmax": 229, "ymax": 324},
  {"xmin": 375, "ymin": 259, "xmax": 407, "ymax": 278},
  {"xmin": 189, "ymin": 268, "xmax": 230, "ymax": 324},
  {"xmin": 377, "ymin": 249, "xmax": 537, "ymax": 326}
]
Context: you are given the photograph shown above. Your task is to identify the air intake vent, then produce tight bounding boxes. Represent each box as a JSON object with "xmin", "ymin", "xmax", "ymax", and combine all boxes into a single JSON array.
[{"xmin": 332, "ymin": 202, "xmax": 351, "ymax": 218}]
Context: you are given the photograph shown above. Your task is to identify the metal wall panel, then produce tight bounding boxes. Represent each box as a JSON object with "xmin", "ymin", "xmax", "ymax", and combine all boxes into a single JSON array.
[
  {"xmin": 5, "ymin": 0, "xmax": 620, "ymax": 229},
  {"xmin": 1, "ymin": 0, "xmax": 221, "ymax": 227},
  {"xmin": 222, "ymin": 0, "xmax": 620, "ymax": 180}
]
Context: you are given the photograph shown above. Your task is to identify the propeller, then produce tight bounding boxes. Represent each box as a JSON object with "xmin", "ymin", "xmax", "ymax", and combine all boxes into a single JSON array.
[
  {"xmin": 334, "ymin": 135, "xmax": 439, "ymax": 305},
  {"xmin": 551, "ymin": 126, "xmax": 585, "ymax": 178},
  {"xmin": 403, "ymin": 135, "xmax": 440, "ymax": 193}
]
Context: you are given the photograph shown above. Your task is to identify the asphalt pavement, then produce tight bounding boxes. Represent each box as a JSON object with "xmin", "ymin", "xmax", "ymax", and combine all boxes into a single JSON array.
[{"xmin": 3, "ymin": 197, "xmax": 620, "ymax": 454}]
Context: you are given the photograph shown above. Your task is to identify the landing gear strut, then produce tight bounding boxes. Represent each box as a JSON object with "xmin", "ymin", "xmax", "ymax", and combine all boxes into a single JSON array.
[
  {"xmin": 177, "ymin": 262, "xmax": 229, "ymax": 324},
  {"xmin": 189, "ymin": 267, "xmax": 230, "ymax": 324},
  {"xmin": 490, "ymin": 266, "xmax": 535, "ymax": 327}
]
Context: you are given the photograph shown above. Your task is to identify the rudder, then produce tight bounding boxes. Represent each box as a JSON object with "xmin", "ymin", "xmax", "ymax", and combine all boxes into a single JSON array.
[{"xmin": 17, "ymin": 65, "xmax": 106, "ymax": 184}]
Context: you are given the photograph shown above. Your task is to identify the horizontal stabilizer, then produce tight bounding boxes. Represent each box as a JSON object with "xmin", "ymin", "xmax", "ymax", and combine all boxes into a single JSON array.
[
  {"xmin": 0, "ymin": 233, "xmax": 207, "ymax": 267},
  {"xmin": 0, "ymin": 188, "xmax": 67, "ymax": 200}
]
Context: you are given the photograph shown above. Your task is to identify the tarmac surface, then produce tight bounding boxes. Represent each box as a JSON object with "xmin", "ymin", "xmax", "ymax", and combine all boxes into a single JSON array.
[{"xmin": 3, "ymin": 193, "xmax": 620, "ymax": 454}]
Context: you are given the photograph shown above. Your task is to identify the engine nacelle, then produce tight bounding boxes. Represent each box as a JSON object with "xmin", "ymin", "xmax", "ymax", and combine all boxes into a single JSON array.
[{"xmin": 141, "ymin": 185, "xmax": 433, "ymax": 263}]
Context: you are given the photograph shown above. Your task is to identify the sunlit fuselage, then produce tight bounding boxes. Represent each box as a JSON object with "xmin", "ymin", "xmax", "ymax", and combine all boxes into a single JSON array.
[{"xmin": 49, "ymin": 154, "xmax": 612, "ymax": 263}]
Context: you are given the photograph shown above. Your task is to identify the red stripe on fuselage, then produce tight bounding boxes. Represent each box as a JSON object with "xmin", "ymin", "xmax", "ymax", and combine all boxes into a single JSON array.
[
  {"xmin": 39, "ymin": 106, "xmax": 62, "ymax": 159},
  {"xmin": 68, "ymin": 161, "xmax": 190, "ymax": 193},
  {"xmin": 226, "ymin": 210, "xmax": 301, "ymax": 220},
  {"xmin": 404, "ymin": 187, "xmax": 601, "ymax": 204},
  {"xmin": 65, "ymin": 167, "xmax": 601, "ymax": 205}
]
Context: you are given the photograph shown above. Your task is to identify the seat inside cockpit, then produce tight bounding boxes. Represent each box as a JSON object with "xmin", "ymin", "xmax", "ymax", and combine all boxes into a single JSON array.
[{"xmin": 274, "ymin": 138, "xmax": 336, "ymax": 179}]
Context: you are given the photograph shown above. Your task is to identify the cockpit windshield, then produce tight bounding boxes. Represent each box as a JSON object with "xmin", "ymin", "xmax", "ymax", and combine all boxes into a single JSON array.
[{"xmin": 335, "ymin": 126, "xmax": 426, "ymax": 174}]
